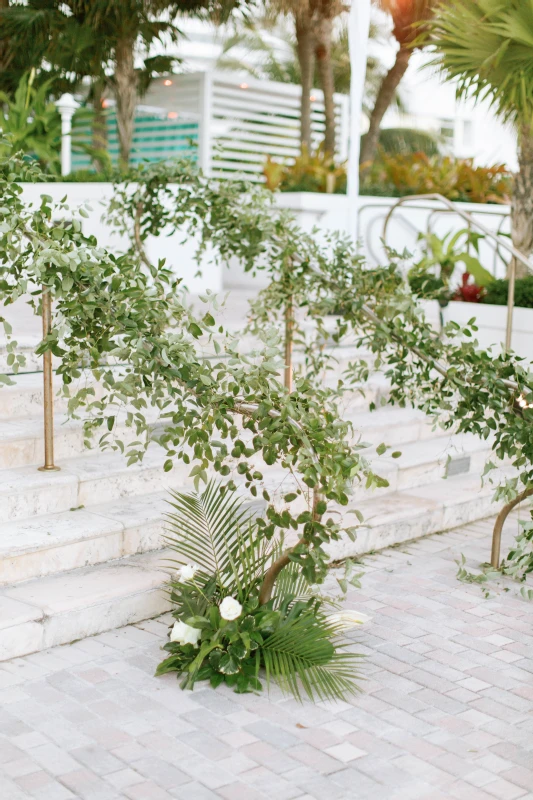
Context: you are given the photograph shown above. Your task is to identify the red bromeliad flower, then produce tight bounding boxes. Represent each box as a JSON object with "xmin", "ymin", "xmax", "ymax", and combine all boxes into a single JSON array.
[{"xmin": 453, "ymin": 272, "xmax": 485, "ymax": 303}]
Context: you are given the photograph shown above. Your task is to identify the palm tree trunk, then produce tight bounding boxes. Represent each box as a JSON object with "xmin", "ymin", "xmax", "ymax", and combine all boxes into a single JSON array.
[
  {"xmin": 114, "ymin": 35, "xmax": 137, "ymax": 169},
  {"xmin": 510, "ymin": 125, "xmax": 533, "ymax": 278},
  {"xmin": 91, "ymin": 78, "xmax": 107, "ymax": 172},
  {"xmin": 0, "ymin": 0, "xmax": 10, "ymax": 75},
  {"xmin": 315, "ymin": 15, "xmax": 336, "ymax": 156},
  {"xmin": 360, "ymin": 45, "xmax": 411, "ymax": 166},
  {"xmin": 295, "ymin": 14, "xmax": 314, "ymax": 151}
]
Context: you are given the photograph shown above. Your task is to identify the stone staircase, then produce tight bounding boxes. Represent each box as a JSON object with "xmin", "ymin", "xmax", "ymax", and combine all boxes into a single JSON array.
[{"xmin": 0, "ymin": 332, "xmax": 509, "ymax": 663}]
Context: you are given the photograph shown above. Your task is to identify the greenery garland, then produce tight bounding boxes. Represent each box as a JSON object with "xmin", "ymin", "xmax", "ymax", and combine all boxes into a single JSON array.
[
  {"xmin": 109, "ymin": 160, "xmax": 533, "ymax": 591},
  {"xmin": 2, "ymin": 154, "xmax": 532, "ymax": 697},
  {"xmin": 0, "ymin": 153, "xmax": 379, "ymax": 614}
]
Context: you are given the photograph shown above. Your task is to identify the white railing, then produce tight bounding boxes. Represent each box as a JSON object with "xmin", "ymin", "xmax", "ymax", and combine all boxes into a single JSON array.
[
  {"xmin": 357, "ymin": 195, "xmax": 511, "ymax": 279},
  {"xmin": 145, "ymin": 71, "xmax": 350, "ymax": 181}
]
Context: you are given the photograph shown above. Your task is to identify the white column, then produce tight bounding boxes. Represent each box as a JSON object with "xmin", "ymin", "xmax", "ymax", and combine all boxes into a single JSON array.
[
  {"xmin": 347, "ymin": 0, "xmax": 372, "ymax": 244},
  {"xmin": 56, "ymin": 93, "xmax": 80, "ymax": 177},
  {"xmin": 198, "ymin": 71, "xmax": 213, "ymax": 176}
]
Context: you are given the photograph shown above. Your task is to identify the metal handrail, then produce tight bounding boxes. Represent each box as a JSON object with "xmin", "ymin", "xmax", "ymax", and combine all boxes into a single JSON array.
[{"xmin": 382, "ymin": 193, "xmax": 532, "ymax": 352}]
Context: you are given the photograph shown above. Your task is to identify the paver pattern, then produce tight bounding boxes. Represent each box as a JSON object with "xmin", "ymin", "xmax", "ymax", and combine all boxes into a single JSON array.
[{"xmin": 1, "ymin": 515, "xmax": 532, "ymax": 800}]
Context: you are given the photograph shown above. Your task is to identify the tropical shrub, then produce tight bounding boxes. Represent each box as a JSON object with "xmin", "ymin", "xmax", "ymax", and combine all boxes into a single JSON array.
[
  {"xmin": 0, "ymin": 72, "xmax": 62, "ymax": 173},
  {"xmin": 361, "ymin": 152, "xmax": 512, "ymax": 204},
  {"xmin": 2, "ymin": 151, "xmax": 533, "ymax": 707},
  {"xmin": 362, "ymin": 127, "xmax": 440, "ymax": 158},
  {"xmin": 104, "ymin": 159, "xmax": 533, "ymax": 590},
  {"xmin": 482, "ymin": 277, "xmax": 533, "ymax": 310},
  {"xmin": 156, "ymin": 482, "xmax": 363, "ymax": 700},
  {"xmin": 408, "ymin": 228, "xmax": 494, "ymax": 303},
  {"xmin": 425, "ymin": 0, "xmax": 533, "ymax": 276},
  {"xmin": 0, "ymin": 153, "xmax": 388, "ymax": 706},
  {"xmin": 263, "ymin": 147, "xmax": 347, "ymax": 194}
]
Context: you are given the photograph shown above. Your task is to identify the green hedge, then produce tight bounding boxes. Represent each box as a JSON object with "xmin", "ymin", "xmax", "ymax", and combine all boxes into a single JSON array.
[{"xmin": 482, "ymin": 276, "xmax": 533, "ymax": 309}]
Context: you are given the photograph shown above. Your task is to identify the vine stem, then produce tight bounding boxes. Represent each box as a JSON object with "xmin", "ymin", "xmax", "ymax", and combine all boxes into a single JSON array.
[
  {"xmin": 258, "ymin": 487, "xmax": 323, "ymax": 605},
  {"xmin": 491, "ymin": 487, "xmax": 533, "ymax": 568},
  {"xmin": 284, "ymin": 295, "xmax": 293, "ymax": 392}
]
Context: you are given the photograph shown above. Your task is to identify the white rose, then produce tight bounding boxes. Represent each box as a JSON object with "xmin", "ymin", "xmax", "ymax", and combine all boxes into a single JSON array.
[
  {"xmin": 176, "ymin": 564, "xmax": 197, "ymax": 582},
  {"xmin": 170, "ymin": 620, "xmax": 202, "ymax": 646},
  {"xmin": 219, "ymin": 596, "xmax": 243, "ymax": 621},
  {"xmin": 327, "ymin": 610, "xmax": 371, "ymax": 630}
]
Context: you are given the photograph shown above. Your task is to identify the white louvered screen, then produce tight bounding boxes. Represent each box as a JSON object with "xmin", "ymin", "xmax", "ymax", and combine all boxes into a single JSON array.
[{"xmin": 146, "ymin": 71, "xmax": 350, "ymax": 182}]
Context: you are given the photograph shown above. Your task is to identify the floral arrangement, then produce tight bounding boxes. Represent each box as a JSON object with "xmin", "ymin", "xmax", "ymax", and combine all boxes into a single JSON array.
[{"xmin": 155, "ymin": 482, "xmax": 365, "ymax": 700}]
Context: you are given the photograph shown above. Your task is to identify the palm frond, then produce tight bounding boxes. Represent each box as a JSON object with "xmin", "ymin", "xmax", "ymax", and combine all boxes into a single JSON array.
[
  {"xmin": 261, "ymin": 611, "xmax": 363, "ymax": 703},
  {"xmin": 271, "ymin": 557, "xmax": 313, "ymax": 609},
  {"xmin": 163, "ymin": 480, "xmax": 272, "ymax": 597},
  {"xmin": 426, "ymin": 0, "xmax": 533, "ymax": 127}
]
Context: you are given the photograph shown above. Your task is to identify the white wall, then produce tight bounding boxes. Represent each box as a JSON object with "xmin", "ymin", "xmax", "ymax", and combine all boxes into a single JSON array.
[
  {"xmin": 381, "ymin": 52, "xmax": 518, "ymax": 170},
  {"xmin": 19, "ymin": 184, "xmax": 513, "ymax": 292},
  {"xmin": 20, "ymin": 183, "xmax": 222, "ymax": 295}
]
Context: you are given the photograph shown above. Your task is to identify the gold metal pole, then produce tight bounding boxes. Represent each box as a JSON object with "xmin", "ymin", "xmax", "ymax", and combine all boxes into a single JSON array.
[
  {"xmin": 505, "ymin": 256, "xmax": 516, "ymax": 352},
  {"xmin": 284, "ymin": 296, "xmax": 293, "ymax": 393},
  {"xmin": 38, "ymin": 287, "xmax": 60, "ymax": 472},
  {"xmin": 491, "ymin": 488, "xmax": 533, "ymax": 568}
]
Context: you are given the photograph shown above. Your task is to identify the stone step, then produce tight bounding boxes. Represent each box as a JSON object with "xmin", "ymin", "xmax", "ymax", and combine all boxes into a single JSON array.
[
  {"xmin": 0, "ymin": 490, "xmax": 265, "ymax": 586},
  {"xmin": 0, "ymin": 364, "xmax": 390, "ymax": 421},
  {"xmin": 0, "ymin": 419, "xmax": 499, "ymax": 567},
  {"xmin": 0, "ymin": 448, "xmax": 189, "ymax": 524},
  {"xmin": 327, "ymin": 468, "xmax": 511, "ymax": 561},
  {"xmin": 0, "ymin": 371, "xmax": 88, "ymax": 420},
  {"xmin": 355, "ymin": 431, "xmax": 496, "ymax": 500},
  {"xmin": 0, "ymin": 429, "xmax": 503, "ymax": 586},
  {"xmin": 0, "ymin": 403, "xmax": 436, "ymax": 472},
  {"xmin": 0, "ymin": 550, "xmax": 171, "ymax": 661},
  {"xmin": 348, "ymin": 406, "xmax": 450, "ymax": 448},
  {"xmin": 0, "ymin": 492, "xmax": 171, "ymax": 586},
  {"xmin": 0, "ymin": 468, "xmax": 509, "ymax": 663},
  {"xmin": 0, "ymin": 410, "xmax": 166, "ymax": 470}
]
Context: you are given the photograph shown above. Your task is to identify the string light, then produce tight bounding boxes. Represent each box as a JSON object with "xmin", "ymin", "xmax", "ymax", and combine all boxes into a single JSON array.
[
  {"xmin": 168, "ymin": 111, "xmax": 178, "ymax": 119},
  {"xmin": 163, "ymin": 79, "xmax": 173, "ymax": 86},
  {"xmin": 310, "ymin": 95, "xmax": 316, "ymax": 101},
  {"xmin": 239, "ymin": 83, "xmax": 248, "ymax": 89},
  {"xmin": 517, "ymin": 394, "xmax": 533, "ymax": 409}
]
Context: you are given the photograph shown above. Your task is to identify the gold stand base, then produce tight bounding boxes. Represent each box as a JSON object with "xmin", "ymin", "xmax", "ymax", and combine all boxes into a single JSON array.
[{"xmin": 38, "ymin": 465, "xmax": 61, "ymax": 472}]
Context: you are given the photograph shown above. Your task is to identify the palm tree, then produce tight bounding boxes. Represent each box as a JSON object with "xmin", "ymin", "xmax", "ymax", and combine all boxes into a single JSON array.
[
  {"xmin": 217, "ymin": 18, "xmax": 393, "ymax": 143},
  {"xmin": 313, "ymin": 0, "xmax": 345, "ymax": 155},
  {"xmin": 425, "ymin": 0, "xmax": 533, "ymax": 277},
  {"xmin": 2, "ymin": 0, "xmax": 244, "ymax": 167},
  {"xmin": 359, "ymin": 0, "xmax": 434, "ymax": 167}
]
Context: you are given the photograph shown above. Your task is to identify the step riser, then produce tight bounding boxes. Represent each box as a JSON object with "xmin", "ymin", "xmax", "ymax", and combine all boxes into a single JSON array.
[
  {"xmin": 0, "ymin": 461, "xmax": 189, "ymax": 523},
  {"xmin": 328, "ymin": 488, "xmax": 499, "ymax": 561},
  {"xmin": 0, "ymin": 418, "xmax": 434, "ymax": 471},
  {"xmin": 351, "ymin": 447, "xmax": 494, "ymax": 502},
  {"xmin": 0, "ymin": 517, "xmax": 164, "ymax": 586},
  {"xmin": 0, "ymin": 587, "xmax": 170, "ymax": 662},
  {"xmin": 0, "ymin": 427, "xmax": 86, "ymax": 470}
]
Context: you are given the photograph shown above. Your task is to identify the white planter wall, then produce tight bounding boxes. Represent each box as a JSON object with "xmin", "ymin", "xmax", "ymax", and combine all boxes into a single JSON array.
[
  {"xmin": 223, "ymin": 193, "xmax": 352, "ymax": 289},
  {"xmin": 20, "ymin": 183, "xmax": 222, "ymax": 295},
  {"xmin": 18, "ymin": 185, "xmax": 515, "ymax": 299},
  {"xmin": 443, "ymin": 302, "xmax": 533, "ymax": 361}
]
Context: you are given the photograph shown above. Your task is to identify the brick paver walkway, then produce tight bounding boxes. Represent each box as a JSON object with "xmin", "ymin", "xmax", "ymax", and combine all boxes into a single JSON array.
[{"xmin": 1, "ymin": 516, "xmax": 532, "ymax": 800}]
